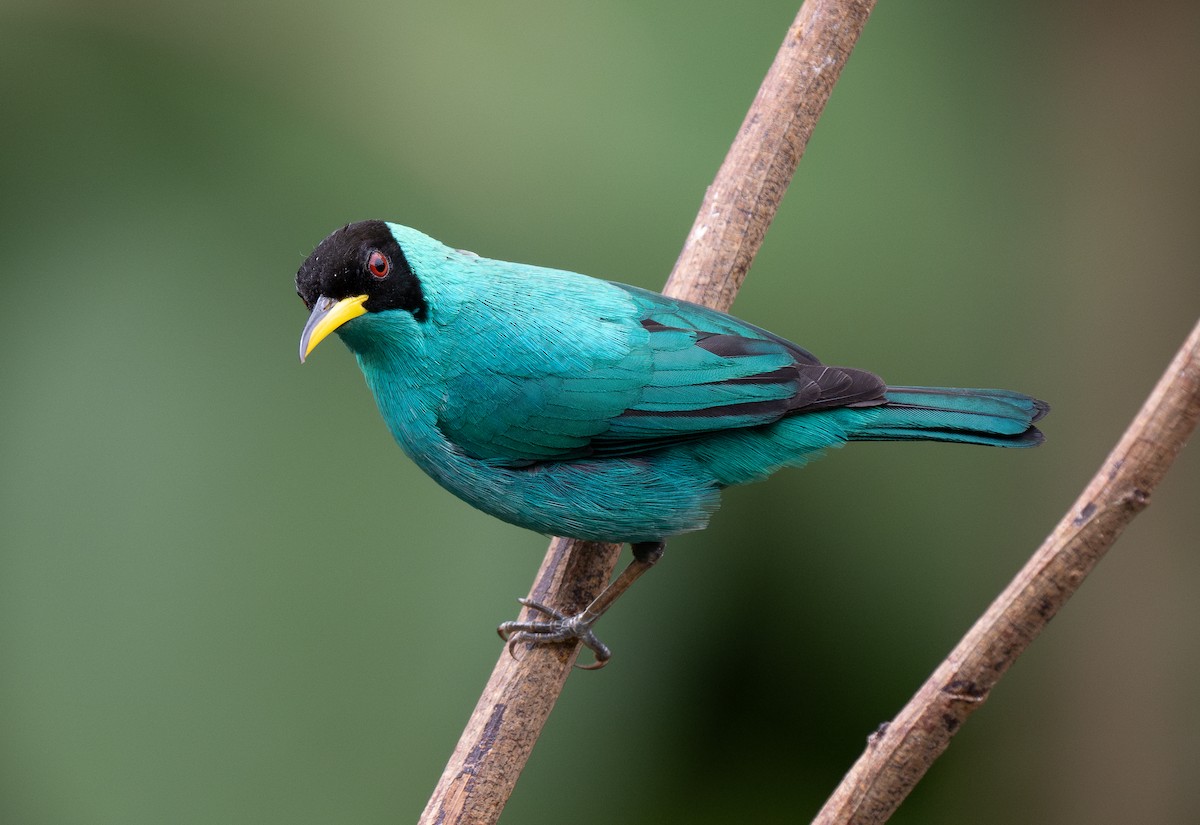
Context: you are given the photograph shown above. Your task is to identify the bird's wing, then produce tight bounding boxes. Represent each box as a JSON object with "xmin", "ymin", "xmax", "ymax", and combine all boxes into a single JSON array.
[
  {"xmin": 435, "ymin": 279, "xmax": 885, "ymax": 465},
  {"xmin": 594, "ymin": 285, "xmax": 886, "ymax": 453}
]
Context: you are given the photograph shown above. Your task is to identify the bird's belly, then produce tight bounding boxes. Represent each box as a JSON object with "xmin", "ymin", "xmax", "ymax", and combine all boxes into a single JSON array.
[
  {"xmin": 407, "ymin": 445, "xmax": 722, "ymax": 544},
  {"xmin": 361, "ymin": 363, "xmax": 723, "ymax": 542}
]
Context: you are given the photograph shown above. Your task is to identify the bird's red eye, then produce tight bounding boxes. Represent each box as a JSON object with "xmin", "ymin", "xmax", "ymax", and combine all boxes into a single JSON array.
[{"xmin": 368, "ymin": 250, "xmax": 390, "ymax": 278}]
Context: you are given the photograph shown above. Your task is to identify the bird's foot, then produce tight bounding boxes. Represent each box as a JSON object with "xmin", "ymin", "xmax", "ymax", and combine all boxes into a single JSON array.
[{"xmin": 497, "ymin": 598, "xmax": 612, "ymax": 670}]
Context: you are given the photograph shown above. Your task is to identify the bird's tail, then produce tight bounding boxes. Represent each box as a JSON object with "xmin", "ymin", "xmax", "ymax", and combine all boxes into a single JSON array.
[{"xmin": 848, "ymin": 386, "xmax": 1049, "ymax": 447}]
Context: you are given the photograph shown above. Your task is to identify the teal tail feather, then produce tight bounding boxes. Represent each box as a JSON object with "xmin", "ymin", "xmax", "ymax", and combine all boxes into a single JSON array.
[{"xmin": 850, "ymin": 386, "xmax": 1049, "ymax": 447}]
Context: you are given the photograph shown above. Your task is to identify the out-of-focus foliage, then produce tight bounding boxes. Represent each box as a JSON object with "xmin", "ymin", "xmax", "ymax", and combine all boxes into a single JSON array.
[{"xmin": 1, "ymin": 1, "xmax": 1197, "ymax": 823}]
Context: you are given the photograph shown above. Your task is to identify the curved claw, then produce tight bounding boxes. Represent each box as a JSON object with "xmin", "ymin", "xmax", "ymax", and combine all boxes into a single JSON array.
[
  {"xmin": 506, "ymin": 631, "xmax": 525, "ymax": 662},
  {"xmin": 495, "ymin": 597, "xmax": 613, "ymax": 669},
  {"xmin": 573, "ymin": 631, "xmax": 611, "ymax": 670}
]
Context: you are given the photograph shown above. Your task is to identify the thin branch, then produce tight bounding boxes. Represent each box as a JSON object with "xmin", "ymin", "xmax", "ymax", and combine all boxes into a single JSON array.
[
  {"xmin": 418, "ymin": 2, "xmax": 877, "ymax": 823},
  {"xmin": 813, "ymin": 316, "xmax": 1200, "ymax": 825}
]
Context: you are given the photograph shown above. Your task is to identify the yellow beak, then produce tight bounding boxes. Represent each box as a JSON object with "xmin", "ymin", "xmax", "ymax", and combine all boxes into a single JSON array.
[{"xmin": 299, "ymin": 294, "xmax": 368, "ymax": 362}]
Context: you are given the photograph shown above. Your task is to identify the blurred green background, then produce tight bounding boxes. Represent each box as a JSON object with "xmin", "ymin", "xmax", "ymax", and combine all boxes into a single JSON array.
[{"xmin": 2, "ymin": 0, "xmax": 1198, "ymax": 822}]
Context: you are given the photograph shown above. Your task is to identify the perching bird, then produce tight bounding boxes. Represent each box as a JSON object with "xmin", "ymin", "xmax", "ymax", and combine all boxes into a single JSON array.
[{"xmin": 297, "ymin": 220, "xmax": 1047, "ymax": 666}]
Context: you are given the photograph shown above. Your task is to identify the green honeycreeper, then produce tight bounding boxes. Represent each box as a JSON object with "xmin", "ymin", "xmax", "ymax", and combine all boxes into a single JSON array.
[{"xmin": 297, "ymin": 220, "xmax": 1047, "ymax": 667}]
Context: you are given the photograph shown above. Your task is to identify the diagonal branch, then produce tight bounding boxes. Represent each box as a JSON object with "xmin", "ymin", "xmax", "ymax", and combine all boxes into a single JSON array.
[
  {"xmin": 813, "ymin": 316, "xmax": 1200, "ymax": 824},
  {"xmin": 418, "ymin": 2, "xmax": 877, "ymax": 823}
]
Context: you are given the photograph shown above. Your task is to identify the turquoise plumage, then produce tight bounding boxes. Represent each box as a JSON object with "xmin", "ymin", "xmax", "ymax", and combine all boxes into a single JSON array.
[{"xmin": 296, "ymin": 220, "xmax": 1046, "ymax": 662}]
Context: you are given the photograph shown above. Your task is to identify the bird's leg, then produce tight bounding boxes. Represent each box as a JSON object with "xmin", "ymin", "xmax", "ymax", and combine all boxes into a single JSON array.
[{"xmin": 497, "ymin": 540, "xmax": 665, "ymax": 670}]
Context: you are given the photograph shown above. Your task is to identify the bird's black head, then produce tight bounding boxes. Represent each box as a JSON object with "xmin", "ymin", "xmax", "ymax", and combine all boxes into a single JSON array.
[
  {"xmin": 295, "ymin": 220, "xmax": 427, "ymax": 319},
  {"xmin": 296, "ymin": 220, "xmax": 429, "ymax": 363}
]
